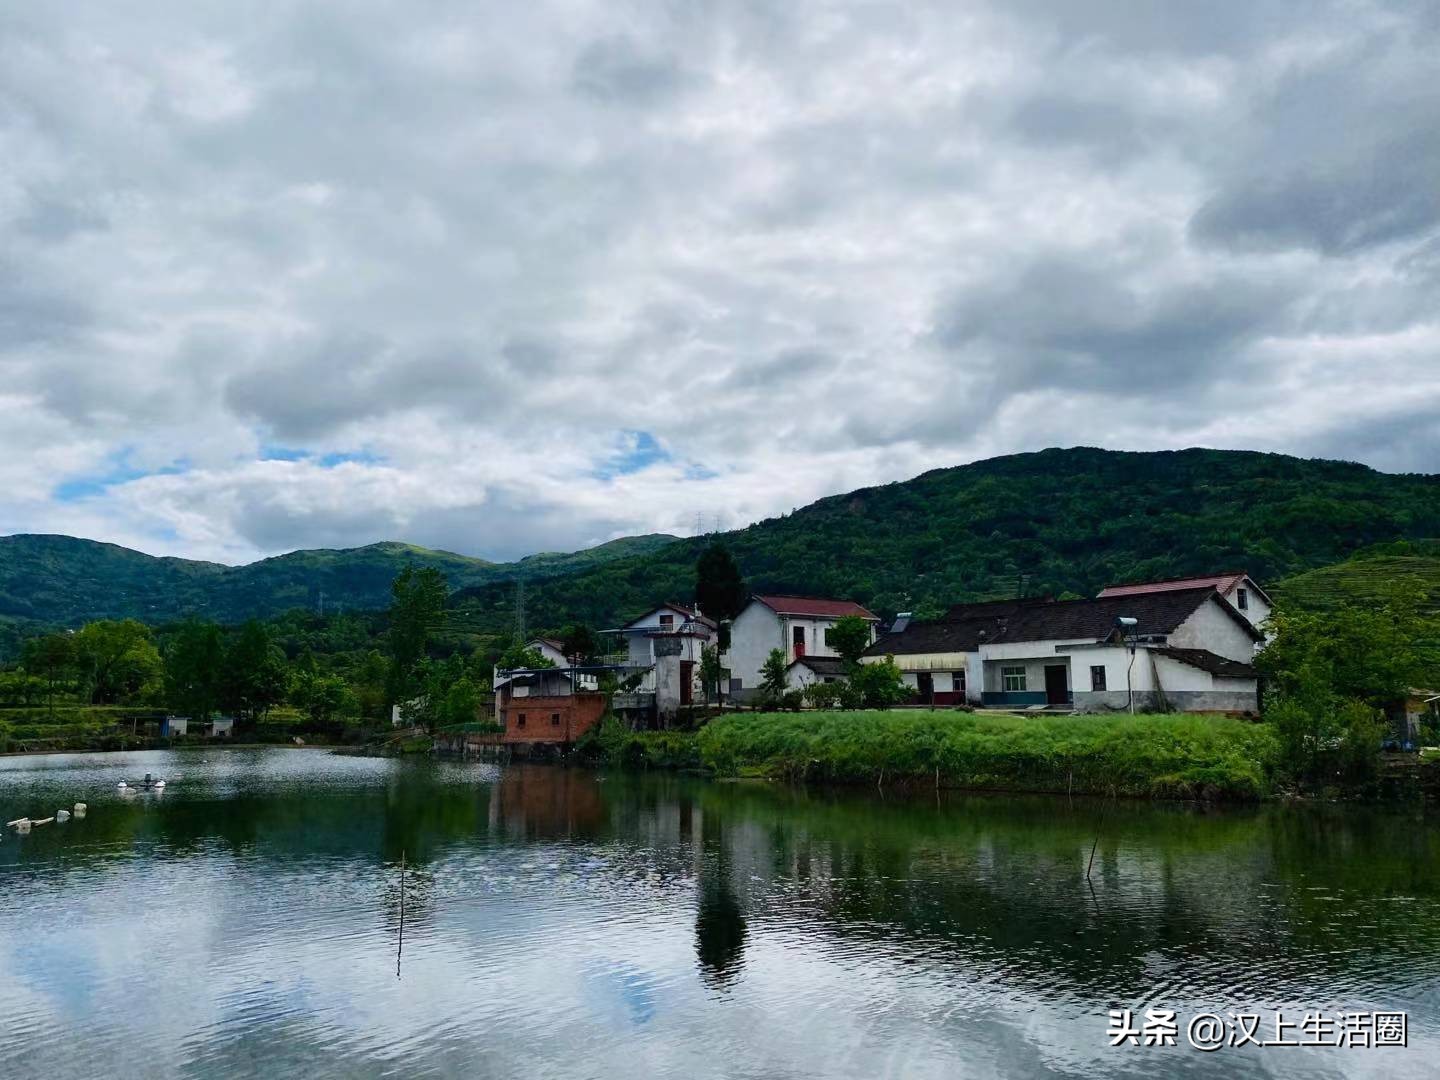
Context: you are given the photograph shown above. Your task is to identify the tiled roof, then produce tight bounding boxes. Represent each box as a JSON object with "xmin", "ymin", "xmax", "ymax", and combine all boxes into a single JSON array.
[
  {"xmin": 1153, "ymin": 646, "xmax": 1258, "ymax": 680},
  {"xmin": 865, "ymin": 587, "xmax": 1259, "ymax": 657},
  {"xmin": 533, "ymin": 637, "xmax": 566, "ymax": 653},
  {"xmin": 754, "ymin": 595, "xmax": 878, "ymax": 620},
  {"xmin": 1098, "ymin": 573, "xmax": 1248, "ymax": 598},
  {"xmin": 788, "ymin": 655, "xmax": 849, "ymax": 677}
]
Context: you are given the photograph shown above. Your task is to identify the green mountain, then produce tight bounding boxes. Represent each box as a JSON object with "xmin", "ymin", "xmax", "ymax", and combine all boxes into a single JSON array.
[
  {"xmin": 0, "ymin": 532, "xmax": 679, "ymax": 635},
  {"xmin": 6, "ymin": 447, "xmax": 1440, "ymax": 650},
  {"xmin": 1273, "ymin": 541, "xmax": 1440, "ymax": 614},
  {"xmin": 447, "ymin": 446, "xmax": 1440, "ymax": 634}
]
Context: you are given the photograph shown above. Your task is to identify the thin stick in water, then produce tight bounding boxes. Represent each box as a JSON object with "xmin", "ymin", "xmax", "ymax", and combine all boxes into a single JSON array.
[
  {"xmin": 396, "ymin": 849, "xmax": 406, "ymax": 979},
  {"xmin": 1085, "ymin": 794, "xmax": 1111, "ymax": 882}
]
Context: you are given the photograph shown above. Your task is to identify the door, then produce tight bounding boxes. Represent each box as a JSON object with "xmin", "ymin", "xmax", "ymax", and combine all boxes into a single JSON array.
[
  {"xmin": 792, "ymin": 625, "xmax": 806, "ymax": 658},
  {"xmin": 916, "ymin": 671, "xmax": 934, "ymax": 705},
  {"xmin": 680, "ymin": 660, "xmax": 694, "ymax": 706},
  {"xmin": 1044, "ymin": 664, "xmax": 1069, "ymax": 705}
]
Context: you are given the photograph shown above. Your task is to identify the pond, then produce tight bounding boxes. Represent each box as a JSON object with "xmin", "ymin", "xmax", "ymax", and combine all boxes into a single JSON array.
[{"xmin": 1, "ymin": 748, "xmax": 1436, "ymax": 1078}]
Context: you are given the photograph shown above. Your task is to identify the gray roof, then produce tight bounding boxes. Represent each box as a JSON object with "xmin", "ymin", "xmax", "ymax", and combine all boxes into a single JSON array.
[
  {"xmin": 1152, "ymin": 647, "xmax": 1258, "ymax": 679},
  {"xmin": 787, "ymin": 655, "xmax": 849, "ymax": 677},
  {"xmin": 865, "ymin": 588, "xmax": 1259, "ymax": 657}
]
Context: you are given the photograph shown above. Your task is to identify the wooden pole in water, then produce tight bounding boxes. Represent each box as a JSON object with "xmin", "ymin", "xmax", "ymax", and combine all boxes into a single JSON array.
[
  {"xmin": 396, "ymin": 850, "xmax": 406, "ymax": 979},
  {"xmin": 1085, "ymin": 795, "xmax": 1110, "ymax": 882}
]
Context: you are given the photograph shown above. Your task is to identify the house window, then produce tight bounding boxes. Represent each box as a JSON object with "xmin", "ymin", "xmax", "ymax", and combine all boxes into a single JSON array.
[
  {"xmin": 551, "ymin": 713, "xmax": 561, "ymax": 726},
  {"xmin": 954, "ymin": 669, "xmax": 966, "ymax": 695},
  {"xmin": 658, "ymin": 613, "xmax": 674, "ymax": 630},
  {"xmin": 1090, "ymin": 665, "xmax": 1107, "ymax": 692},
  {"xmin": 516, "ymin": 713, "xmax": 527, "ymax": 728},
  {"xmin": 1236, "ymin": 588, "xmax": 1249, "ymax": 610},
  {"xmin": 1002, "ymin": 666, "xmax": 1026, "ymax": 692},
  {"xmin": 824, "ymin": 627, "xmax": 834, "ymax": 646}
]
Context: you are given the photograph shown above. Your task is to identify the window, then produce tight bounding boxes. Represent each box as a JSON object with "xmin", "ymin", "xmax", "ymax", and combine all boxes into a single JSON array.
[
  {"xmin": 954, "ymin": 668, "xmax": 966, "ymax": 695},
  {"xmin": 1236, "ymin": 588, "xmax": 1249, "ymax": 611},
  {"xmin": 824, "ymin": 627, "xmax": 834, "ymax": 646},
  {"xmin": 551, "ymin": 712, "xmax": 561, "ymax": 726},
  {"xmin": 516, "ymin": 713, "xmax": 527, "ymax": 728},
  {"xmin": 1090, "ymin": 665, "xmax": 1107, "ymax": 692},
  {"xmin": 1002, "ymin": 666, "xmax": 1026, "ymax": 692},
  {"xmin": 658, "ymin": 613, "xmax": 674, "ymax": 629}
]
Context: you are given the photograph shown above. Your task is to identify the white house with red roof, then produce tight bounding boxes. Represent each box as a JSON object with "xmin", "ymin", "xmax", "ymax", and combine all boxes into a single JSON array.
[
  {"xmin": 1097, "ymin": 571, "xmax": 1271, "ymax": 634},
  {"xmin": 724, "ymin": 594, "xmax": 879, "ymax": 701}
]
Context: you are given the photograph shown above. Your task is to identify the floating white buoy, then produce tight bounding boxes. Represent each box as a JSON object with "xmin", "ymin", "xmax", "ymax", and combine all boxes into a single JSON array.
[
  {"xmin": 56, "ymin": 810, "xmax": 71, "ymax": 823},
  {"xmin": 153, "ymin": 780, "xmax": 165, "ymax": 790},
  {"xmin": 74, "ymin": 803, "xmax": 87, "ymax": 817},
  {"xmin": 117, "ymin": 781, "xmax": 128, "ymax": 790}
]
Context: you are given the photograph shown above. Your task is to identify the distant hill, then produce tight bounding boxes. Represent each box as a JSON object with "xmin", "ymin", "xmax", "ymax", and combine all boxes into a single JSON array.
[
  {"xmin": 0, "ymin": 532, "xmax": 679, "ymax": 636},
  {"xmin": 1273, "ymin": 541, "xmax": 1440, "ymax": 614},
  {"xmin": 7, "ymin": 447, "xmax": 1440, "ymax": 650},
  {"xmin": 447, "ymin": 447, "xmax": 1440, "ymax": 635}
]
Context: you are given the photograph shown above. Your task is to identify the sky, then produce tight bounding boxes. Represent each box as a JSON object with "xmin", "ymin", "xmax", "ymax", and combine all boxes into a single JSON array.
[{"xmin": 2, "ymin": 0, "xmax": 1438, "ymax": 565}]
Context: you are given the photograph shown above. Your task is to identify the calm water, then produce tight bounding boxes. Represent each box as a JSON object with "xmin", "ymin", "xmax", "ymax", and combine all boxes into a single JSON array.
[{"xmin": 1, "ymin": 750, "xmax": 1437, "ymax": 1078}]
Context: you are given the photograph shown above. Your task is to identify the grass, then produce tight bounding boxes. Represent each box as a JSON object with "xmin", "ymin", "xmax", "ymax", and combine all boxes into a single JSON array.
[{"xmin": 696, "ymin": 710, "xmax": 1282, "ymax": 801}]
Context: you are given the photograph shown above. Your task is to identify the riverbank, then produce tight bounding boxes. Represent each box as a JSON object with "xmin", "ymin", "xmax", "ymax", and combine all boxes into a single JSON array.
[{"xmin": 588, "ymin": 710, "xmax": 1285, "ymax": 800}]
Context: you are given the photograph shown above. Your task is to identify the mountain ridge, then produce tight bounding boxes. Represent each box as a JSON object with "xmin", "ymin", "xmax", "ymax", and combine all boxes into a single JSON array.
[{"xmin": 5, "ymin": 446, "xmax": 1440, "ymax": 649}]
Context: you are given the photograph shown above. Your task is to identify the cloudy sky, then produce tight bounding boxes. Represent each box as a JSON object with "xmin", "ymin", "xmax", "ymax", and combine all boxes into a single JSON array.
[{"xmin": 3, "ymin": 1, "xmax": 1438, "ymax": 565}]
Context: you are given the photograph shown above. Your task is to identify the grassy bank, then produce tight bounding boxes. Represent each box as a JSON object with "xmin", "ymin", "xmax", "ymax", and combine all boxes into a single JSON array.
[{"xmin": 695, "ymin": 711, "xmax": 1282, "ymax": 800}]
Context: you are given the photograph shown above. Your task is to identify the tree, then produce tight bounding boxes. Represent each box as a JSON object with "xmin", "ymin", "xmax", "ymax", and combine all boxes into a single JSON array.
[
  {"xmin": 73, "ymin": 619, "xmax": 163, "ymax": 704},
  {"xmin": 496, "ymin": 641, "xmax": 556, "ymax": 671},
  {"xmin": 559, "ymin": 623, "xmax": 600, "ymax": 662},
  {"xmin": 290, "ymin": 666, "xmax": 354, "ymax": 727},
  {"xmin": 223, "ymin": 620, "xmax": 288, "ymax": 725},
  {"xmin": 20, "ymin": 632, "xmax": 75, "ymax": 709},
  {"xmin": 165, "ymin": 620, "xmax": 225, "ymax": 720},
  {"xmin": 695, "ymin": 542, "xmax": 746, "ymax": 646},
  {"xmin": 758, "ymin": 647, "xmax": 789, "ymax": 708},
  {"xmin": 699, "ymin": 643, "xmax": 725, "ymax": 703},
  {"xmin": 385, "ymin": 567, "xmax": 449, "ymax": 706},
  {"xmin": 851, "ymin": 656, "xmax": 910, "ymax": 709},
  {"xmin": 828, "ymin": 615, "xmax": 873, "ymax": 668}
]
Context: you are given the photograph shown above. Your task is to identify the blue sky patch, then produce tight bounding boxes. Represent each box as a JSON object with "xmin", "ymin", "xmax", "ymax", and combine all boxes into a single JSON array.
[
  {"xmin": 594, "ymin": 430, "xmax": 670, "ymax": 480},
  {"xmin": 53, "ymin": 450, "xmax": 188, "ymax": 502}
]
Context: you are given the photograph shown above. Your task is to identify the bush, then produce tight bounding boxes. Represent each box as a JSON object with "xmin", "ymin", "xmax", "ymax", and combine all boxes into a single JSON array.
[
  {"xmin": 850, "ymin": 657, "xmax": 910, "ymax": 709},
  {"xmin": 802, "ymin": 682, "xmax": 844, "ymax": 710},
  {"xmin": 1269, "ymin": 693, "xmax": 1386, "ymax": 789},
  {"xmin": 696, "ymin": 710, "xmax": 1282, "ymax": 800},
  {"xmin": 780, "ymin": 689, "xmax": 804, "ymax": 712}
]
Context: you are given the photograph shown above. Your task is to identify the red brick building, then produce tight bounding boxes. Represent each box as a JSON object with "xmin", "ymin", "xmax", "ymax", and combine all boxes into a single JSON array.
[{"xmin": 500, "ymin": 689, "xmax": 607, "ymax": 745}]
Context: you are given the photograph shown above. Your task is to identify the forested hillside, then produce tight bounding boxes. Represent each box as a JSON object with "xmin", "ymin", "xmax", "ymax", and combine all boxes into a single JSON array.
[
  {"xmin": 5, "ymin": 447, "xmax": 1440, "ymax": 656},
  {"xmin": 0, "ymin": 532, "xmax": 678, "ymax": 649},
  {"xmin": 449, "ymin": 447, "xmax": 1440, "ymax": 633}
]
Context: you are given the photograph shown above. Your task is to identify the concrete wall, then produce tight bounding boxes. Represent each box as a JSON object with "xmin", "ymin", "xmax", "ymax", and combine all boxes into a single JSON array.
[
  {"xmin": 1167, "ymin": 600, "xmax": 1257, "ymax": 662},
  {"xmin": 725, "ymin": 601, "xmax": 783, "ymax": 695},
  {"xmin": 1224, "ymin": 580, "xmax": 1271, "ymax": 634}
]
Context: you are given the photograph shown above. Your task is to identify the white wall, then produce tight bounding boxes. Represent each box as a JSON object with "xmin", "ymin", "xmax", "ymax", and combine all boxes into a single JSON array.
[
  {"xmin": 724, "ymin": 600, "xmax": 783, "ymax": 692},
  {"xmin": 1223, "ymin": 579, "xmax": 1271, "ymax": 634},
  {"xmin": 1167, "ymin": 600, "xmax": 1257, "ymax": 662}
]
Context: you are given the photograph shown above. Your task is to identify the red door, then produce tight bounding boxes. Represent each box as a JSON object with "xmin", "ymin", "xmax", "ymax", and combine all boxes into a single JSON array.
[{"xmin": 680, "ymin": 660, "xmax": 694, "ymax": 705}]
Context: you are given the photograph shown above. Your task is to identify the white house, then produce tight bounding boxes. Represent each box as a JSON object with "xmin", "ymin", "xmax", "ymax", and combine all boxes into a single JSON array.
[
  {"xmin": 862, "ymin": 586, "xmax": 1263, "ymax": 714},
  {"xmin": 725, "ymin": 595, "xmax": 879, "ymax": 701},
  {"xmin": 1097, "ymin": 572, "xmax": 1272, "ymax": 637},
  {"xmin": 604, "ymin": 603, "xmax": 718, "ymax": 705}
]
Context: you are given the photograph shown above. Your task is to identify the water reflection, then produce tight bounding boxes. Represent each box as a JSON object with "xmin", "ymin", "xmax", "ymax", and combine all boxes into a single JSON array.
[{"xmin": 1, "ymin": 749, "xmax": 1437, "ymax": 1078}]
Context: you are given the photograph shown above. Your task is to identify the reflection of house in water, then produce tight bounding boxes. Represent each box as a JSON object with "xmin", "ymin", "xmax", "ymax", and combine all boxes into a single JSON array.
[{"xmin": 490, "ymin": 766, "xmax": 606, "ymax": 839}]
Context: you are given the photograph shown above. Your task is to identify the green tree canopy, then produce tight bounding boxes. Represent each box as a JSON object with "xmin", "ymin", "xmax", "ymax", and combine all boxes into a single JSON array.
[
  {"xmin": 223, "ymin": 620, "xmax": 288, "ymax": 724},
  {"xmin": 73, "ymin": 619, "xmax": 162, "ymax": 704},
  {"xmin": 695, "ymin": 542, "xmax": 747, "ymax": 624},
  {"xmin": 828, "ymin": 615, "xmax": 874, "ymax": 667},
  {"xmin": 386, "ymin": 566, "xmax": 449, "ymax": 705},
  {"xmin": 165, "ymin": 620, "xmax": 225, "ymax": 719}
]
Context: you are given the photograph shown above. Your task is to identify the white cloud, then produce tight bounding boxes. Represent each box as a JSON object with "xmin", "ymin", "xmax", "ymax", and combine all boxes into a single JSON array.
[{"xmin": 1, "ymin": 0, "xmax": 1436, "ymax": 563}]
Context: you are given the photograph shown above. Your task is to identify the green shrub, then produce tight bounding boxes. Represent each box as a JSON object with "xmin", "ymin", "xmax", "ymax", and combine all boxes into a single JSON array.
[
  {"xmin": 697, "ymin": 710, "xmax": 1282, "ymax": 801},
  {"xmin": 802, "ymin": 682, "xmax": 845, "ymax": 709}
]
